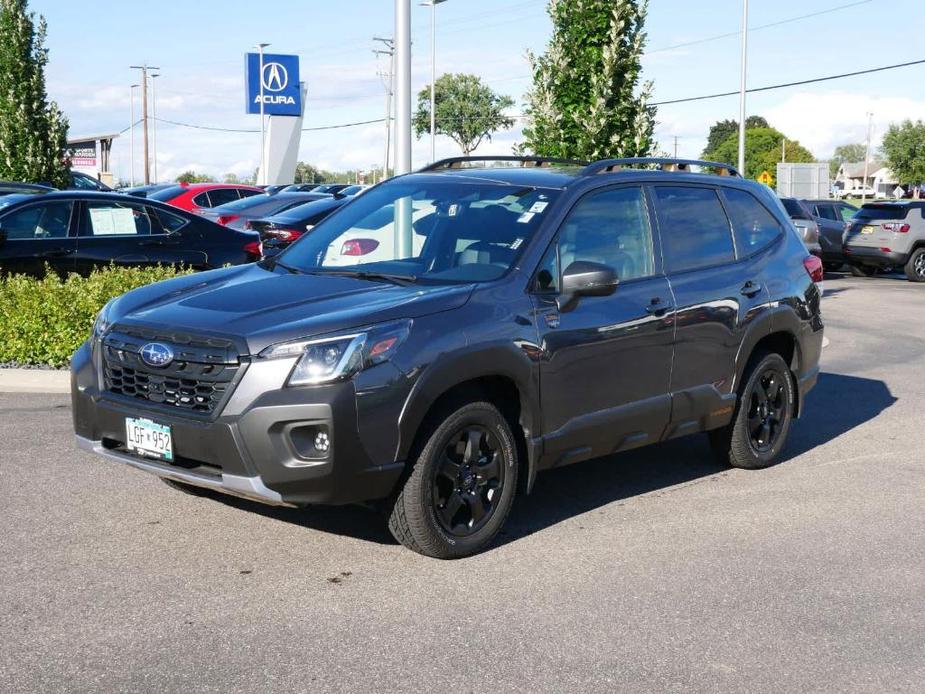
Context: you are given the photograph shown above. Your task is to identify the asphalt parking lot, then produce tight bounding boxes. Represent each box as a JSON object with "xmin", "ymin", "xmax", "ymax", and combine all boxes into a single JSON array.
[{"xmin": 1, "ymin": 271, "xmax": 923, "ymax": 693}]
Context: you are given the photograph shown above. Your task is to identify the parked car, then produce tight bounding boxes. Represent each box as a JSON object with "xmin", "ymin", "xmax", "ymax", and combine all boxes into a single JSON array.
[
  {"xmin": 120, "ymin": 183, "xmax": 175, "ymax": 198},
  {"xmin": 0, "ymin": 191, "xmax": 258, "ymax": 277},
  {"xmin": 802, "ymin": 199, "xmax": 859, "ymax": 271},
  {"xmin": 280, "ymin": 183, "xmax": 323, "ymax": 193},
  {"xmin": 282, "ymin": 183, "xmax": 351, "ymax": 196},
  {"xmin": 0, "ymin": 181, "xmax": 54, "ymax": 198},
  {"xmin": 843, "ymin": 201, "xmax": 925, "ymax": 281},
  {"xmin": 835, "ymin": 186, "xmax": 876, "ymax": 200},
  {"xmin": 250, "ymin": 196, "xmax": 349, "ymax": 257},
  {"xmin": 71, "ymin": 156, "xmax": 824, "ymax": 558},
  {"xmin": 200, "ymin": 191, "xmax": 329, "ymax": 231},
  {"xmin": 69, "ymin": 171, "xmax": 112, "ymax": 192},
  {"xmin": 259, "ymin": 184, "xmax": 290, "ymax": 195},
  {"xmin": 337, "ymin": 185, "xmax": 368, "ymax": 197},
  {"xmin": 779, "ymin": 197, "xmax": 822, "ymax": 257},
  {"xmin": 147, "ymin": 182, "xmax": 263, "ymax": 213}
]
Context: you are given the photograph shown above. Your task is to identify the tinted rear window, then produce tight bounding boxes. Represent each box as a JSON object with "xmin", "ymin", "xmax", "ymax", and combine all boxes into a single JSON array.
[
  {"xmin": 654, "ymin": 186, "xmax": 735, "ymax": 273},
  {"xmin": 856, "ymin": 205, "xmax": 910, "ymax": 221},
  {"xmin": 781, "ymin": 198, "xmax": 810, "ymax": 219},
  {"xmin": 210, "ymin": 193, "xmax": 272, "ymax": 212},
  {"xmin": 148, "ymin": 185, "xmax": 187, "ymax": 201}
]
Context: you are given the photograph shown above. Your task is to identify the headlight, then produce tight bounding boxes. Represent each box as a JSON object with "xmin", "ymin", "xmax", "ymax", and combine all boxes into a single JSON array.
[
  {"xmin": 93, "ymin": 299, "xmax": 116, "ymax": 338},
  {"xmin": 259, "ymin": 320, "xmax": 411, "ymax": 386}
]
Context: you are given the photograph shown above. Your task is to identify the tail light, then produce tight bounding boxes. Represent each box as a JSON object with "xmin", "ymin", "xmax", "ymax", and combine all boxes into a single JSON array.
[
  {"xmin": 803, "ymin": 255, "xmax": 824, "ymax": 283},
  {"xmin": 341, "ymin": 238, "xmax": 380, "ymax": 256},
  {"xmin": 267, "ymin": 228, "xmax": 304, "ymax": 242},
  {"xmin": 243, "ymin": 241, "xmax": 261, "ymax": 257},
  {"xmin": 217, "ymin": 214, "xmax": 240, "ymax": 226},
  {"xmin": 881, "ymin": 223, "xmax": 909, "ymax": 233}
]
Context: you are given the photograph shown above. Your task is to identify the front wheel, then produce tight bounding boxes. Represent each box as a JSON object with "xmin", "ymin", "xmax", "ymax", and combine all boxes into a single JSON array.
[
  {"xmin": 710, "ymin": 352, "xmax": 795, "ymax": 470},
  {"xmin": 388, "ymin": 401, "xmax": 518, "ymax": 559},
  {"xmin": 904, "ymin": 248, "xmax": 925, "ymax": 282}
]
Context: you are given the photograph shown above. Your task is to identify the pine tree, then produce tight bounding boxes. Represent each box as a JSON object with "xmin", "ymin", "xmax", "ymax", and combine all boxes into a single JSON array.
[
  {"xmin": 521, "ymin": 0, "xmax": 655, "ymax": 160},
  {"xmin": 0, "ymin": 0, "xmax": 69, "ymax": 188}
]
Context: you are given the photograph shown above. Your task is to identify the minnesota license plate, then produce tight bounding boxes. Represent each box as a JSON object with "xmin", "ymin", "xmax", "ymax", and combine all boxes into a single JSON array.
[
  {"xmin": 125, "ymin": 417, "xmax": 173, "ymax": 461},
  {"xmin": 861, "ymin": 225, "xmax": 876, "ymax": 234}
]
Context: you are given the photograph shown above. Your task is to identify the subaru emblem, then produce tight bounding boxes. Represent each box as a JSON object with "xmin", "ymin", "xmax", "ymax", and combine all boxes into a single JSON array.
[{"xmin": 140, "ymin": 342, "xmax": 174, "ymax": 368}]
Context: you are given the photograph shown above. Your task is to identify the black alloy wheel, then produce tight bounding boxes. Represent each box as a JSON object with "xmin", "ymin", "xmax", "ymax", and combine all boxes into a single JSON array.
[
  {"xmin": 433, "ymin": 426, "xmax": 505, "ymax": 536},
  {"xmin": 747, "ymin": 369, "xmax": 787, "ymax": 454}
]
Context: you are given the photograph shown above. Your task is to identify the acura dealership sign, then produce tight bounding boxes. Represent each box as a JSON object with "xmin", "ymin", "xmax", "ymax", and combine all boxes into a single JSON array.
[{"xmin": 245, "ymin": 52, "xmax": 302, "ymax": 116}]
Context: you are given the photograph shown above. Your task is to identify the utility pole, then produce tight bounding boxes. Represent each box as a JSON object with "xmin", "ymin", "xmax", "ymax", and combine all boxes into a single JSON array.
[
  {"xmin": 130, "ymin": 64, "xmax": 159, "ymax": 184},
  {"xmin": 374, "ymin": 37, "xmax": 394, "ymax": 180},
  {"xmin": 781, "ymin": 136, "xmax": 786, "ymax": 163},
  {"xmin": 421, "ymin": 0, "xmax": 448, "ymax": 164},
  {"xmin": 129, "ymin": 84, "xmax": 139, "ymax": 187},
  {"xmin": 736, "ymin": 0, "xmax": 749, "ymax": 176},
  {"xmin": 151, "ymin": 73, "xmax": 160, "ymax": 182},
  {"xmin": 862, "ymin": 112, "xmax": 873, "ymax": 203},
  {"xmin": 673, "ymin": 135, "xmax": 678, "ymax": 158},
  {"xmin": 256, "ymin": 43, "xmax": 270, "ymax": 185}
]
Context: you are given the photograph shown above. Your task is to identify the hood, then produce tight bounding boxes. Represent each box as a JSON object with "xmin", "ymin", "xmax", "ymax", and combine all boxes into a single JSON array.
[{"xmin": 108, "ymin": 263, "xmax": 474, "ymax": 355}]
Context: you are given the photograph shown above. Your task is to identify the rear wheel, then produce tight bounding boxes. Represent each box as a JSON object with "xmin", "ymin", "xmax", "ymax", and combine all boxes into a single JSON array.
[
  {"xmin": 388, "ymin": 401, "xmax": 518, "ymax": 559},
  {"xmin": 710, "ymin": 352, "xmax": 795, "ymax": 470},
  {"xmin": 904, "ymin": 248, "xmax": 925, "ymax": 282},
  {"xmin": 849, "ymin": 264, "xmax": 877, "ymax": 277}
]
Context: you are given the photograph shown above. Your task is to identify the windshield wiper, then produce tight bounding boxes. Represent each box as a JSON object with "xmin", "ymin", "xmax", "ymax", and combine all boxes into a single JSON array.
[{"xmin": 313, "ymin": 269, "xmax": 418, "ymax": 285}]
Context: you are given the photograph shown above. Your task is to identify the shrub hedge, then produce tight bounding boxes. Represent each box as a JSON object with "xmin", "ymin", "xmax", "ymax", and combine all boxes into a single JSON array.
[{"xmin": 0, "ymin": 265, "xmax": 193, "ymax": 367}]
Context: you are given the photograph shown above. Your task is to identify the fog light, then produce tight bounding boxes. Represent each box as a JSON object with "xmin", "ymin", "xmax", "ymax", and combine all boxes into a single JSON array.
[{"xmin": 314, "ymin": 431, "xmax": 330, "ymax": 453}]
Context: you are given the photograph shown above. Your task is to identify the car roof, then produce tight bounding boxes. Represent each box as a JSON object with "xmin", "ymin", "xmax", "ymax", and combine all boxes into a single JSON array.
[{"xmin": 174, "ymin": 182, "xmax": 262, "ymax": 191}]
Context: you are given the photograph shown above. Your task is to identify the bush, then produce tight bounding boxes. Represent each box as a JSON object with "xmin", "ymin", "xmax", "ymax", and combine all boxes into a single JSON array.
[{"xmin": 0, "ymin": 265, "xmax": 193, "ymax": 367}]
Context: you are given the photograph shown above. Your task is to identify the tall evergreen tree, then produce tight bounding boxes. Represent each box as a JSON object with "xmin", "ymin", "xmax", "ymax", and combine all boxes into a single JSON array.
[
  {"xmin": 0, "ymin": 0, "xmax": 69, "ymax": 187},
  {"xmin": 521, "ymin": 0, "xmax": 655, "ymax": 160}
]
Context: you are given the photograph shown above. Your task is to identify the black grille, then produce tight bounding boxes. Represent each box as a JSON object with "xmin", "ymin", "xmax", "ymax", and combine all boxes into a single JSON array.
[{"xmin": 102, "ymin": 328, "xmax": 241, "ymax": 415}]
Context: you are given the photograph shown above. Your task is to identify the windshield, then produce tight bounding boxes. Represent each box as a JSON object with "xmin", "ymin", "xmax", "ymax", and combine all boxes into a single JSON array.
[
  {"xmin": 148, "ymin": 185, "xmax": 186, "ymax": 201},
  {"xmin": 855, "ymin": 204, "xmax": 910, "ymax": 221},
  {"xmin": 209, "ymin": 193, "xmax": 272, "ymax": 212},
  {"xmin": 277, "ymin": 178, "xmax": 560, "ymax": 283}
]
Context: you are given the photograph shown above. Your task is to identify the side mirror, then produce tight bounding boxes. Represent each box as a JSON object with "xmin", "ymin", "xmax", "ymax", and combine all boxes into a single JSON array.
[{"xmin": 557, "ymin": 260, "xmax": 618, "ymax": 311}]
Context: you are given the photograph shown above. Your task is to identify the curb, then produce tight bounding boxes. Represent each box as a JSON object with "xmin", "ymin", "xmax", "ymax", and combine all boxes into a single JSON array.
[{"xmin": 0, "ymin": 369, "xmax": 71, "ymax": 394}]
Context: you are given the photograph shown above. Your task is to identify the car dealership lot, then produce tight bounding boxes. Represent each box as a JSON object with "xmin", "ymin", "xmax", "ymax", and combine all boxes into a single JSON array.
[{"xmin": 1, "ymin": 273, "xmax": 923, "ymax": 693}]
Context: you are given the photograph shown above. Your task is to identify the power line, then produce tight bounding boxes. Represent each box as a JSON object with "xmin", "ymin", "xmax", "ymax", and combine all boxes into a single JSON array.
[{"xmin": 650, "ymin": 57, "xmax": 925, "ymax": 106}]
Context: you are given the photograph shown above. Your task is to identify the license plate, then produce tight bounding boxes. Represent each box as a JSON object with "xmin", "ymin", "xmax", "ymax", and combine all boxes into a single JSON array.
[
  {"xmin": 861, "ymin": 225, "xmax": 876, "ymax": 234},
  {"xmin": 125, "ymin": 417, "xmax": 173, "ymax": 461}
]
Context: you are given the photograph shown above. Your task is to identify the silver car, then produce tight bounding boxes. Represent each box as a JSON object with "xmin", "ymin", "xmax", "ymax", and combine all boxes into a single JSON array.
[
  {"xmin": 201, "ymin": 192, "xmax": 330, "ymax": 231},
  {"xmin": 844, "ymin": 201, "xmax": 925, "ymax": 281}
]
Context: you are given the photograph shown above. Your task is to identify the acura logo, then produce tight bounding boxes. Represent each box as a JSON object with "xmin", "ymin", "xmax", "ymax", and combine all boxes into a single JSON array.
[
  {"xmin": 140, "ymin": 342, "xmax": 174, "ymax": 368},
  {"xmin": 262, "ymin": 62, "xmax": 288, "ymax": 92}
]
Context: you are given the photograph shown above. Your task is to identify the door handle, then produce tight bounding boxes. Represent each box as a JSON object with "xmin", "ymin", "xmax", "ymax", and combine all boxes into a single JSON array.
[
  {"xmin": 740, "ymin": 280, "xmax": 762, "ymax": 297},
  {"xmin": 645, "ymin": 298, "xmax": 673, "ymax": 316}
]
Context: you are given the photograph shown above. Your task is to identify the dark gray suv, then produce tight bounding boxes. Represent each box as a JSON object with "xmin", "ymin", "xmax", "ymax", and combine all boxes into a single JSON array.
[{"xmin": 72, "ymin": 157, "xmax": 824, "ymax": 558}]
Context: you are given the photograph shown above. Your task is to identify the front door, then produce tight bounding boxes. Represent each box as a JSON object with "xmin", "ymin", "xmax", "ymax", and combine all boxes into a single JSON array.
[
  {"xmin": 532, "ymin": 185, "xmax": 675, "ymax": 468},
  {"xmin": 0, "ymin": 200, "xmax": 77, "ymax": 276}
]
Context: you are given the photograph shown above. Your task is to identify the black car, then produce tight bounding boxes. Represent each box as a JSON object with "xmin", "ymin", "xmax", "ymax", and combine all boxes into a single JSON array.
[
  {"xmin": 0, "ymin": 191, "xmax": 257, "ymax": 277},
  {"xmin": 802, "ymin": 198, "xmax": 859, "ymax": 270},
  {"xmin": 0, "ymin": 181, "xmax": 54, "ymax": 198},
  {"xmin": 71, "ymin": 156, "xmax": 824, "ymax": 558},
  {"xmin": 69, "ymin": 171, "xmax": 113, "ymax": 192},
  {"xmin": 120, "ymin": 183, "xmax": 175, "ymax": 198},
  {"xmin": 250, "ymin": 196, "xmax": 349, "ymax": 257},
  {"xmin": 779, "ymin": 197, "xmax": 822, "ymax": 257},
  {"xmin": 279, "ymin": 183, "xmax": 322, "ymax": 193}
]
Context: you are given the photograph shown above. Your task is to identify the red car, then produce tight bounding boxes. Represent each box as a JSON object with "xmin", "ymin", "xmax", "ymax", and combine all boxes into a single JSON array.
[{"xmin": 147, "ymin": 182, "xmax": 263, "ymax": 214}]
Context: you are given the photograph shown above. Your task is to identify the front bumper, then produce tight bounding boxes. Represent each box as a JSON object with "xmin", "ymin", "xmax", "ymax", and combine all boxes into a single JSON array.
[{"xmin": 71, "ymin": 340, "xmax": 408, "ymax": 507}]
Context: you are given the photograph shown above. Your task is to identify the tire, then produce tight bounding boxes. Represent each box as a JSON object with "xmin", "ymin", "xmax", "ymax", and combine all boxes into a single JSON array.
[
  {"xmin": 388, "ymin": 400, "xmax": 518, "ymax": 559},
  {"xmin": 904, "ymin": 248, "xmax": 925, "ymax": 282},
  {"xmin": 849, "ymin": 264, "xmax": 877, "ymax": 277},
  {"xmin": 709, "ymin": 352, "xmax": 795, "ymax": 470},
  {"xmin": 161, "ymin": 477, "xmax": 213, "ymax": 498}
]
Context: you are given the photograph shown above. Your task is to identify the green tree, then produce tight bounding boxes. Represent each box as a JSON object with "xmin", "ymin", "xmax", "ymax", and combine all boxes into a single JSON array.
[
  {"xmin": 175, "ymin": 170, "xmax": 211, "ymax": 184},
  {"xmin": 520, "ymin": 0, "xmax": 655, "ymax": 160},
  {"xmin": 711, "ymin": 127, "xmax": 814, "ymax": 180},
  {"xmin": 413, "ymin": 73, "xmax": 514, "ymax": 155},
  {"xmin": 702, "ymin": 116, "xmax": 769, "ymax": 160},
  {"xmin": 881, "ymin": 120, "xmax": 925, "ymax": 184},
  {"xmin": 828, "ymin": 142, "xmax": 867, "ymax": 176},
  {"xmin": 0, "ymin": 0, "xmax": 69, "ymax": 187}
]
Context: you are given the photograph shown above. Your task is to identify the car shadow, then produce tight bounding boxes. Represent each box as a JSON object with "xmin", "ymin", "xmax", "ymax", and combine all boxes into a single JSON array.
[{"xmin": 195, "ymin": 372, "xmax": 895, "ymax": 552}]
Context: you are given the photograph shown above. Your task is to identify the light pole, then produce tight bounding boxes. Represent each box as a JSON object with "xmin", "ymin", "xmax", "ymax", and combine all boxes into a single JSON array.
[
  {"xmin": 151, "ymin": 73, "xmax": 160, "ymax": 182},
  {"xmin": 256, "ymin": 43, "xmax": 270, "ymax": 185},
  {"xmin": 737, "ymin": 0, "xmax": 749, "ymax": 176},
  {"xmin": 394, "ymin": 0, "xmax": 413, "ymax": 256},
  {"xmin": 129, "ymin": 84, "xmax": 139, "ymax": 187},
  {"xmin": 421, "ymin": 0, "xmax": 448, "ymax": 164},
  {"xmin": 130, "ymin": 64, "xmax": 159, "ymax": 184}
]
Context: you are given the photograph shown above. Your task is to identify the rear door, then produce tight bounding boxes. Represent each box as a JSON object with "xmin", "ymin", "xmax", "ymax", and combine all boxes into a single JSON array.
[
  {"xmin": 652, "ymin": 184, "xmax": 772, "ymax": 437},
  {"xmin": 0, "ymin": 200, "xmax": 77, "ymax": 276}
]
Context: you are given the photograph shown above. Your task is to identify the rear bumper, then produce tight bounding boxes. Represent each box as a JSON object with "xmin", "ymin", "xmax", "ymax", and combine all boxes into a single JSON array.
[{"xmin": 844, "ymin": 246, "xmax": 908, "ymax": 268}]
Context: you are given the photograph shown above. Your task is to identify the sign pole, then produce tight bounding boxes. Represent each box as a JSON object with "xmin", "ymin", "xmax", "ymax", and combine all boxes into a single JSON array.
[{"xmin": 257, "ymin": 43, "xmax": 270, "ymax": 186}]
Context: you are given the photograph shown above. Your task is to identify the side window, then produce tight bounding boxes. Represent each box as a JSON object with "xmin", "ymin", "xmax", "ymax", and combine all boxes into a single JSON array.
[
  {"xmin": 838, "ymin": 205, "xmax": 858, "ymax": 222},
  {"xmin": 151, "ymin": 207, "xmax": 189, "ymax": 234},
  {"xmin": 815, "ymin": 204, "xmax": 839, "ymax": 221},
  {"xmin": 207, "ymin": 188, "xmax": 240, "ymax": 207},
  {"xmin": 83, "ymin": 201, "xmax": 152, "ymax": 236},
  {"xmin": 722, "ymin": 188, "xmax": 783, "ymax": 256},
  {"xmin": 535, "ymin": 244, "xmax": 559, "ymax": 293},
  {"xmin": 1, "ymin": 202, "xmax": 73, "ymax": 239},
  {"xmin": 238, "ymin": 188, "xmax": 261, "ymax": 200},
  {"xmin": 556, "ymin": 186, "xmax": 654, "ymax": 281},
  {"xmin": 191, "ymin": 192, "xmax": 211, "ymax": 208},
  {"xmin": 654, "ymin": 186, "xmax": 735, "ymax": 273}
]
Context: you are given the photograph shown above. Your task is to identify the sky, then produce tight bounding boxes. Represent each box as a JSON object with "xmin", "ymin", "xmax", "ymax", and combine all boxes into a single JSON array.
[{"xmin": 32, "ymin": 0, "xmax": 925, "ymax": 183}]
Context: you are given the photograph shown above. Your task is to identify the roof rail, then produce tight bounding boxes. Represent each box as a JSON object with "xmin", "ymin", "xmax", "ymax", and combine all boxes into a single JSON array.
[
  {"xmin": 419, "ymin": 155, "xmax": 588, "ymax": 172},
  {"xmin": 582, "ymin": 157, "xmax": 741, "ymax": 177}
]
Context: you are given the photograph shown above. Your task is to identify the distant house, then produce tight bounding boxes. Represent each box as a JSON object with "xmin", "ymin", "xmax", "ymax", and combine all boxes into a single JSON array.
[{"xmin": 835, "ymin": 160, "xmax": 901, "ymax": 198}]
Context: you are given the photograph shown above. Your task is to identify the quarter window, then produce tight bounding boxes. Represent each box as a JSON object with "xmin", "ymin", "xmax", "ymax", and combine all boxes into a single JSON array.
[
  {"xmin": 1, "ymin": 202, "xmax": 73, "ymax": 239},
  {"xmin": 654, "ymin": 186, "xmax": 735, "ymax": 273},
  {"xmin": 723, "ymin": 188, "xmax": 783, "ymax": 255},
  {"xmin": 153, "ymin": 207, "xmax": 189, "ymax": 233},
  {"xmin": 83, "ymin": 201, "xmax": 152, "ymax": 236}
]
